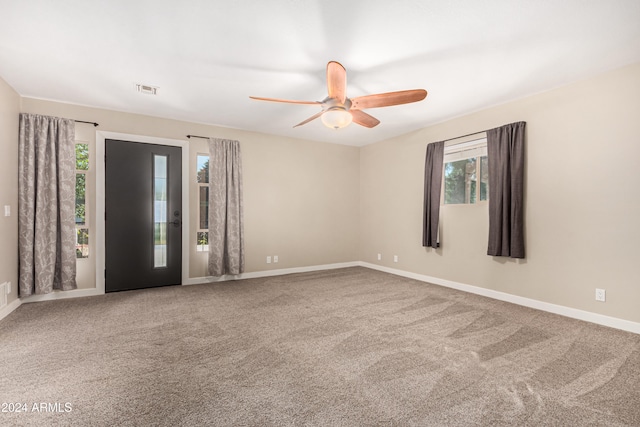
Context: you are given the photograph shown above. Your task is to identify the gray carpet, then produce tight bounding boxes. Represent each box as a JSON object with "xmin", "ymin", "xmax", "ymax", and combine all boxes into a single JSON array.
[{"xmin": 1, "ymin": 267, "xmax": 639, "ymax": 426}]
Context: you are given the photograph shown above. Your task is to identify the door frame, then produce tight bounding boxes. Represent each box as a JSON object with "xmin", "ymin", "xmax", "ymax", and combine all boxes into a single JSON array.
[{"xmin": 96, "ymin": 131, "xmax": 189, "ymax": 294}]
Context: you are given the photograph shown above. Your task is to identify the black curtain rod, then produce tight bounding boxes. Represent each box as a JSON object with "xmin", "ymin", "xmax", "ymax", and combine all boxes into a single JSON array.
[
  {"xmin": 186, "ymin": 135, "xmax": 209, "ymax": 139},
  {"xmin": 440, "ymin": 121, "xmax": 524, "ymax": 145},
  {"xmin": 74, "ymin": 120, "xmax": 99, "ymax": 127},
  {"xmin": 442, "ymin": 128, "xmax": 491, "ymax": 144}
]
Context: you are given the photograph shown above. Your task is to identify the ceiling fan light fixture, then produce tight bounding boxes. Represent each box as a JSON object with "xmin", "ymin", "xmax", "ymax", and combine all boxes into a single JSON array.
[
  {"xmin": 321, "ymin": 108, "xmax": 352, "ymax": 129},
  {"xmin": 250, "ymin": 61, "xmax": 426, "ymax": 129}
]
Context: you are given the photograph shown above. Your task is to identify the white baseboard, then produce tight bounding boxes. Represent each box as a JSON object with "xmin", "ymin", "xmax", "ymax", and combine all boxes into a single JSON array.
[
  {"xmin": 5, "ymin": 260, "xmax": 639, "ymax": 335},
  {"xmin": 359, "ymin": 262, "xmax": 640, "ymax": 335},
  {"xmin": 1, "ymin": 287, "xmax": 103, "ymax": 321},
  {"xmin": 5, "ymin": 262, "xmax": 360, "ymax": 311},
  {"xmin": 183, "ymin": 261, "xmax": 361, "ymax": 286},
  {"xmin": 0, "ymin": 297, "xmax": 22, "ymax": 322},
  {"xmin": 20, "ymin": 287, "xmax": 104, "ymax": 304}
]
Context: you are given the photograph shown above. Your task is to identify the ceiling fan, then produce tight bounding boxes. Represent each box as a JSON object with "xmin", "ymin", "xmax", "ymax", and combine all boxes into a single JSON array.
[{"xmin": 250, "ymin": 61, "xmax": 427, "ymax": 129}]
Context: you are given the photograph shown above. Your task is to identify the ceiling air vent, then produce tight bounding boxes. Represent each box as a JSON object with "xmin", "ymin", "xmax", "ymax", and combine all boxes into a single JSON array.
[{"xmin": 135, "ymin": 83, "xmax": 158, "ymax": 95}]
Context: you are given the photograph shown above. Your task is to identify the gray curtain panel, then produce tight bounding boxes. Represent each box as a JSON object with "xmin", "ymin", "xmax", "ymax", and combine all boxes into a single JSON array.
[
  {"xmin": 487, "ymin": 121, "xmax": 526, "ymax": 258},
  {"xmin": 422, "ymin": 141, "xmax": 444, "ymax": 248},
  {"xmin": 208, "ymin": 138, "xmax": 245, "ymax": 276},
  {"xmin": 18, "ymin": 113, "xmax": 77, "ymax": 296}
]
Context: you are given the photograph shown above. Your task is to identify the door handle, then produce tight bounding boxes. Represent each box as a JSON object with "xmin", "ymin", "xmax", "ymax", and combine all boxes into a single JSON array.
[{"xmin": 171, "ymin": 219, "xmax": 181, "ymax": 227}]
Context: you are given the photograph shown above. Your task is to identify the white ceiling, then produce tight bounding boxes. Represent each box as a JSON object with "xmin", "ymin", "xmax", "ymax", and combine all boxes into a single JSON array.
[{"xmin": 1, "ymin": 0, "xmax": 639, "ymax": 147}]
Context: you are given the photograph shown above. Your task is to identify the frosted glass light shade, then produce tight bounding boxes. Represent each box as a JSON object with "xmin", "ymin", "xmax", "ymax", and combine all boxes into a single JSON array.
[{"xmin": 321, "ymin": 108, "xmax": 353, "ymax": 129}]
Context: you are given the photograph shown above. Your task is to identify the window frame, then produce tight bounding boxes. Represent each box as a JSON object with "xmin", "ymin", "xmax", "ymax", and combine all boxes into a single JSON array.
[
  {"xmin": 153, "ymin": 154, "xmax": 168, "ymax": 268},
  {"xmin": 196, "ymin": 153, "xmax": 209, "ymax": 252},
  {"xmin": 441, "ymin": 137, "xmax": 489, "ymax": 206},
  {"xmin": 75, "ymin": 141, "xmax": 90, "ymax": 259}
]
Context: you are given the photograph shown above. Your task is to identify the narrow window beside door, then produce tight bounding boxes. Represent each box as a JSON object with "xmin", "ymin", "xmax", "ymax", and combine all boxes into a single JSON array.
[
  {"xmin": 75, "ymin": 142, "xmax": 89, "ymax": 258},
  {"xmin": 154, "ymin": 155, "xmax": 168, "ymax": 268},
  {"xmin": 196, "ymin": 154, "xmax": 209, "ymax": 252}
]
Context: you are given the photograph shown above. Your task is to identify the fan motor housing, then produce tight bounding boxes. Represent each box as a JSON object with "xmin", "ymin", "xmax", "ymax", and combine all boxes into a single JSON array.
[{"xmin": 322, "ymin": 97, "xmax": 352, "ymax": 112}]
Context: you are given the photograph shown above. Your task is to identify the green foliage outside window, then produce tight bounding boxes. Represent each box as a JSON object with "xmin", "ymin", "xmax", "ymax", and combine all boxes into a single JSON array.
[
  {"xmin": 197, "ymin": 232, "xmax": 208, "ymax": 245},
  {"xmin": 197, "ymin": 156, "xmax": 209, "ymax": 183},
  {"xmin": 75, "ymin": 174, "xmax": 86, "ymax": 224},
  {"xmin": 197, "ymin": 155, "xmax": 209, "ymax": 250},
  {"xmin": 75, "ymin": 144, "xmax": 90, "ymax": 258},
  {"xmin": 76, "ymin": 144, "xmax": 89, "ymax": 169},
  {"xmin": 75, "ymin": 144, "xmax": 88, "ymax": 224},
  {"xmin": 444, "ymin": 156, "xmax": 488, "ymax": 204},
  {"xmin": 76, "ymin": 228, "xmax": 89, "ymax": 258}
]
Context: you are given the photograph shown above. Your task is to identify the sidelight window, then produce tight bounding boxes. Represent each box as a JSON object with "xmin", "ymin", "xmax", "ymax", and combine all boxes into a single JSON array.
[
  {"xmin": 196, "ymin": 154, "xmax": 209, "ymax": 251},
  {"xmin": 75, "ymin": 143, "xmax": 89, "ymax": 258}
]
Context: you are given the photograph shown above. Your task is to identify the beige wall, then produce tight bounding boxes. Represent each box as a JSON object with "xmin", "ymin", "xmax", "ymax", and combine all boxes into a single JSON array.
[
  {"xmin": 6, "ymin": 62, "xmax": 640, "ymax": 326},
  {"xmin": 0, "ymin": 76, "xmax": 20, "ymax": 307},
  {"xmin": 360, "ymin": 62, "xmax": 640, "ymax": 323},
  {"xmin": 187, "ymin": 134, "xmax": 360, "ymax": 277},
  {"xmin": 20, "ymin": 99, "xmax": 361, "ymax": 283}
]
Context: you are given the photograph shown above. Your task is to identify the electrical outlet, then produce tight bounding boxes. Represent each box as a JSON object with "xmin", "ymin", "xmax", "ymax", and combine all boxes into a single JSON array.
[
  {"xmin": 595, "ymin": 288, "xmax": 606, "ymax": 302},
  {"xmin": 0, "ymin": 282, "xmax": 6, "ymax": 307},
  {"xmin": 266, "ymin": 256, "xmax": 272, "ymax": 264},
  {"xmin": 393, "ymin": 255, "xmax": 398, "ymax": 263},
  {"xmin": 377, "ymin": 253, "xmax": 381, "ymax": 261},
  {"xmin": 4, "ymin": 205, "xmax": 10, "ymax": 217},
  {"xmin": 273, "ymin": 255, "xmax": 278, "ymax": 263}
]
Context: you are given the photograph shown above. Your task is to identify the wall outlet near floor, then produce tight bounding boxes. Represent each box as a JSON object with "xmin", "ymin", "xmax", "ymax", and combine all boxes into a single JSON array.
[
  {"xmin": 595, "ymin": 288, "xmax": 606, "ymax": 302},
  {"xmin": 273, "ymin": 255, "xmax": 278, "ymax": 263},
  {"xmin": 393, "ymin": 255, "xmax": 398, "ymax": 263},
  {"xmin": 266, "ymin": 256, "xmax": 272, "ymax": 264},
  {"xmin": 377, "ymin": 253, "xmax": 381, "ymax": 261},
  {"xmin": 0, "ymin": 283, "xmax": 7, "ymax": 308}
]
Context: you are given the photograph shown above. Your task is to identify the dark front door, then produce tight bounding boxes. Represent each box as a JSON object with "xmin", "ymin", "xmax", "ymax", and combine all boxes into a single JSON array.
[{"xmin": 105, "ymin": 139, "xmax": 182, "ymax": 292}]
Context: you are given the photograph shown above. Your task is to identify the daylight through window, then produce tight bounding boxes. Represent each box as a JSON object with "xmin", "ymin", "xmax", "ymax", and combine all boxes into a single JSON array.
[
  {"xmin": 197, "ymin": 154, "xmax": 209, "ymax": 251},
  {"xmin": 443, "ymin": 138, "xmax": 488, "ymax": 205},
  {"xmin": 75, "ymin": 143, "xmax": 89, "ymax": 258},
  {"xmin": 153, "ymin": 155, "xmax": 168, "ymax": 268}
]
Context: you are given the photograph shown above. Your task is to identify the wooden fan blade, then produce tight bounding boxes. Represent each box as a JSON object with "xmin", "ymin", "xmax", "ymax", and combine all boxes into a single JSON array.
[
  {"xmin": 351, "ymin": 110, "xmax": 380, "ymax": 128},
  {"xmin": 250, "ymin": 96, "xmax": 319, "ymax": 105},
  {"xmin": 293, "ymin": 111, "xmax": 324, "ymax": 128},
  {"xmin": 351, "ymin": 89, "xmax": 427, "ymax": 110},
  {"xmin": 326, "ymin": 61, "xmax": 347, "ymax": 104}
]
